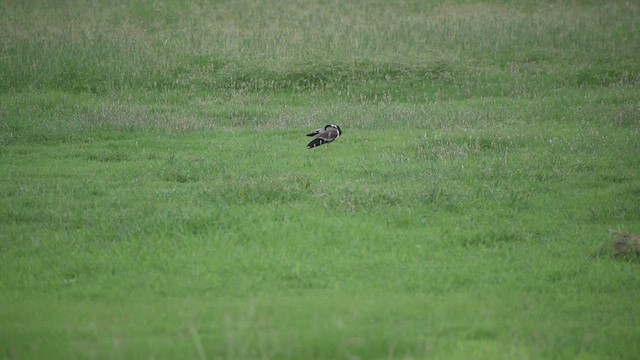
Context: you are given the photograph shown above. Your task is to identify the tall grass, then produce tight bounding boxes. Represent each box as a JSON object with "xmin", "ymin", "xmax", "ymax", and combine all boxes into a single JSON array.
[{"xmin": 1, "ymin": 0, "xmax": 638, "ymax": 94}]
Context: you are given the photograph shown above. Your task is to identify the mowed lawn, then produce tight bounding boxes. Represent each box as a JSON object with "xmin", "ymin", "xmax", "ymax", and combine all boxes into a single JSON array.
[{"xmin": 1, "ymin": 0, "xmax": 640, "ymax": 359}]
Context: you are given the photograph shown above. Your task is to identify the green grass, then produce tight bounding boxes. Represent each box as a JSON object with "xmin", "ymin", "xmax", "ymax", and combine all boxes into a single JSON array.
[{"xmin": 1, "ymin": 0, "xmax": 640, "ymax": 359}]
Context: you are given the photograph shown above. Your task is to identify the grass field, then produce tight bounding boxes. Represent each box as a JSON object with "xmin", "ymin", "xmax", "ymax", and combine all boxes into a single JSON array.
[{"xmin": 1, "ymin": 0, "xmax": 640, "ymax": 358}]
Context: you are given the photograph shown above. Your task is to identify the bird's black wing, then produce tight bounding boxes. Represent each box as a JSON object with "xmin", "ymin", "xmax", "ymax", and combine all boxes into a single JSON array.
[{"xmin": 307, "ymin": 137, "xmax": 327, "ymax": 148}]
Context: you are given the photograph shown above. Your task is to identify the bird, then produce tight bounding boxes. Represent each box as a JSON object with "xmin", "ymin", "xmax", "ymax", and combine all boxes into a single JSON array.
[{"xmin": 306, "ymin": 124, "xmax": 342, "ymax": 149}]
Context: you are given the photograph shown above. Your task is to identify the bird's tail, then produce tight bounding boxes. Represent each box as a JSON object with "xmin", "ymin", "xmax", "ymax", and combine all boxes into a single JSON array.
[{"xmin": 307, "ymin": 138, "xmax": 326, "ymax": 148}]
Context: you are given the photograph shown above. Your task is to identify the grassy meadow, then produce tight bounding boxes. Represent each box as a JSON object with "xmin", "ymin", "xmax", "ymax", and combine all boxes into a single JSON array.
[{"xmin": 1, "ymin": 0, "xmax": 640, "ymax": 358}]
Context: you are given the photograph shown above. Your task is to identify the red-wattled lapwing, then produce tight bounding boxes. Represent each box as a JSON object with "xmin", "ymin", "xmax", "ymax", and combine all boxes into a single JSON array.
[{"xmin": 306, "ymin": 124, "xmax": 342, "ymax": 149}]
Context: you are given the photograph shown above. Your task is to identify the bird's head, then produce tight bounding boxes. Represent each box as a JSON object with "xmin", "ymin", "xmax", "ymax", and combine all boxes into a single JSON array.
[{"xmin": 325, "ymin": 124, "xmax": 342, "ymax": 135}]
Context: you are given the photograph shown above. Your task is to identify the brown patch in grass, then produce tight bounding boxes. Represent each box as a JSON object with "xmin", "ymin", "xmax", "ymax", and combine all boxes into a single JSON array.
[{"xmin": 612, "ymin": 232, "xmax": 640, "ymax": 258}]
